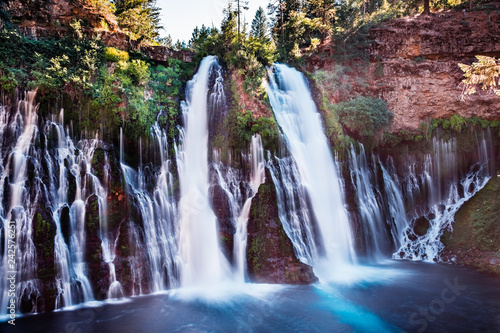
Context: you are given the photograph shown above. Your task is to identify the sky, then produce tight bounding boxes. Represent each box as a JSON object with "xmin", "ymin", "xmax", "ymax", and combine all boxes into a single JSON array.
[{"xmin": 157, "ymin": 0, "xmax": 272, "ymax": 43}]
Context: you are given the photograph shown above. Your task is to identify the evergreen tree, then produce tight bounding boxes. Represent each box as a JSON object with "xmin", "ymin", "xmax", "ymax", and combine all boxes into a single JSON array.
[
  {"xmin": 112, "ymin": 0, "xmax": 162, "ymax": 43},
  {"xmin": 268, "ymin": 0, "xmax": 302, "ymax": 58},
  {"xmin": 307, "ymin": 0, "xmax": 335, "ymax": 43},
  {"xmin": 251, "ymin": 6, "xmax": 268, "ymax": 40}
]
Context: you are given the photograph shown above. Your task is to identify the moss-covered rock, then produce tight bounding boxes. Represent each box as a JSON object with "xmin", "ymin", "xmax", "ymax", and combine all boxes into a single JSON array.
[
  {"xmin": 114, "ymin": 220, "xmax": 151, "ymax": 296},
  {"xmin": 32, "ymin": 208, "xmax": 57, "ymax": 312},
  {"xmin": 84, "ymin": 194, "xmax": 109, "ymax": 300},
  {"xmin": 246, "ymin": 169, "xmax": 318, "ymax": 284},
  {"xmin": 441, "ymin": 176, "xmax": 500, "ymax": 275},
  {"xmin": 91, "ymin": 146, "xmax": 127, "ymax": 238},
  {"xmin": 210, "ymin": 184, "xmax": 235, "ymax": 264}
]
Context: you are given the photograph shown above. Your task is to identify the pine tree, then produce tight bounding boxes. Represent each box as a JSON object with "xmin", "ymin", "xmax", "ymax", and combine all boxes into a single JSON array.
[
  {"xmin": 251, "ymin": 6, "xmax": 268, "ymax": 40},
  {"xmin": 112, "ymin": 0, "xmax": 162, "ymax": 43},
  {"xmin": 307, "ymin": 0, "xmax": 335, "ymax": 43}
]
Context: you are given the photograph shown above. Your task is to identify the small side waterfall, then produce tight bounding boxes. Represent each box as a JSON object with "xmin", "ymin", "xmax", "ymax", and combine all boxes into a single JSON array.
[
  {"xmin": 266, "ymin": 64, "xmax": 356, "ymax": 277},
  {"xmin": 348, "ymin": 144, "xmax": 388, "ymax": 259},
  {"xmin": 176, "ymin": 56, "xmax": 231, "ymax": 287},
  {"xmin": 234, "ymin": 134, "xmax": 265, "ymax": 281},
  {"xmin": 211, "ymin": 134, "xmax": 266, "ymax": 282},
  {"xmin": 394, "ymin": 131, "xmax": 494, "ymax": 261},
  {"xmin": 268, "ymin": 155, "xmax": 316, "ymax": 265}
]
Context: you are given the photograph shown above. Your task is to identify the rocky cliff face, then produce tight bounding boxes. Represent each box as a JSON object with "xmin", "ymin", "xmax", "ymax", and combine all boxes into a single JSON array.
[
  {"xmin": 367, "ymin": 9, "xmax": 500, "ymax": 131},
  {"xmin": 0, "ymin": 0, "xmax": 193, "ymax": 63},
  {"xmin": 246, "ymin": 169, "xmax": 318, "ymax": 285}
]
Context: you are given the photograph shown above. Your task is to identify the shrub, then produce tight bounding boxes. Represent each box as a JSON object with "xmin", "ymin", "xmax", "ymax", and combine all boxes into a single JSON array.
[
  {"xmin": 334, "ymin": 96, "xmax": 393, "ymax": 139},
  {"xmin": 104, "ymin": 47, "xmax": 130, "ymax": 62},
  {"xmin": 450, "ymin": 114, "xmax": 467, "ymax": 132},
  {"xmin": 126, "ymin": 59, "xmax": 150, "ymax": 85}
]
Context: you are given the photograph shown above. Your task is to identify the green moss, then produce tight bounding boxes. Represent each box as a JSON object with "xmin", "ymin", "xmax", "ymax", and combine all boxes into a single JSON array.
[
  {"xmin": 249, "ymin": 234, "xmax": 264, "ymax": 274},
  {"xmin": 444, "ymin": 176, "xmax": 500, "ymax": 252},
  {"xmin": 91, "ymin": 148, "xmax": 105, "ymax": 183}
]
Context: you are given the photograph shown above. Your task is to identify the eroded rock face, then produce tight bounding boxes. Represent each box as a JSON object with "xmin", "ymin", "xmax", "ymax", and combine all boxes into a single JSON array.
[
  {"xmin": 84, "ymin": 194, "xmax": 110, "ymax": 300},
  {"xmin": 367, "ymin": 10, "xmax": 500, "ymax": 131},
  {"xmin": 1, "ymin": 0, "xmax": 193, "ymax": 62},
  {"xmin": 32, "ymin": 208, "xmax": 57, "ymax": 312},
  {"xmin": 210, "ymin": 184, "xmax": 235, "ymax": 264},
  {"xmin": 246, "ymin": 169, "xmax": 318, "ymax": 284}
]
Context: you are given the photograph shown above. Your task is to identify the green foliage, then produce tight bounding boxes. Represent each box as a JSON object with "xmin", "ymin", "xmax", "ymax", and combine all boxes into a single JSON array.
[
  {"xmin": 105, "ymin": 47, "xmax": 130, "ymax": 62},
  {"xmin": 251, "ymin": 6, "xmax": 269, "ymax": 39},
  {"xmin": 0, "ymin": 27, "xmax": 103, "ymax": 98},
  {"xmin": 0, "ymin": 67, "xmax": 22, "ymax": 93},
  {"xmin": 235, "ymin": 110, "xmax": 280, "ymax": 150},
  {"xmin": 430, "ymin": 115, "xmax": 500, "ymax": 137},
  {"xmin": 311, "ymin": 65, "xmax": 352, "ymax": 98},
  {"xmin": 113, "ymin": 0, "xmax": 162, "ymax": 44},
  {"xmin": 189, "ymin": 6, "xmax": 277, "ymax": 98},
  {"xmin": 334, "ymin": 96, "xmax": 393, "ymax": 139},
  {"xmin": 321, "ymin": 96, "xmax": 352, "ymax": 157},
  {"xmin": 450, "ymin": 114, "xmax": 467, "ymax": 132},
  {"xmin": 148, "ymin": 58, "xmax": 191, "ymax": 147},
  {"xmin": 126, "ymin": 59, "xmax": 150, "ymax": 85},
  {"xmin": 459, "ymin": 55, "xmax": 500, "ymax": 97}
]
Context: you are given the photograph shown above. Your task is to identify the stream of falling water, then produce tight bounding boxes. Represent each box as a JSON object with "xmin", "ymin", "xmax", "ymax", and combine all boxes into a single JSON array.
[
  {"xmin": 394, "ymin": 131, "xmax": 494, "ymax": 261},
  {"xmin": 176, "ymin": 56, "xmax": 231, "ymax": 287},
  {"xmin": 266, "ymin": 64, "xmax": 357, "ymax": 279}
]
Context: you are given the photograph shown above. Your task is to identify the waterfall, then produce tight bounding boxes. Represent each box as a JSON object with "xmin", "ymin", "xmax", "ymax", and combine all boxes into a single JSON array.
[
  {"xmin": 380, "ymin": 160, "xmax": 408, "ymax": 249},
  {"xmin": 266, "ymin": 64, "xmax": 356, "ymax": 278},
  {"xmin": 268, "ymin": 155, "xmax": 316, "ymax": 265},
  {"xmin": 348, "ymin": 143, "xmax": 388, "ymax": 259},
  {"xmin": 45, "ymin": 110, "xmax": 95, "ymax": 307},
  {"xmin": 0, "ymin": 92, "xmax": 41, "ymax": 313},
  {"xmin": 394, "ymin": 131, "xmax": 493, "ymax": 261},
  {"xmin": 176, "ymin": 56, "xmax": 231, "ymax": 287},
  {"xmin": 214, "ymin": 134, "xmax": 266, "ymax": 282},
  {"xmin": 127, "ymin": 122, "xmax": 179, "ymax": 291}
]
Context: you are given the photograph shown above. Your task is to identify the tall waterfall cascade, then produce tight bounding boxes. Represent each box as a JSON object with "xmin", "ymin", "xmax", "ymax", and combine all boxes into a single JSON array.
[
  {"xmin": 176, "ymin": 56, "xmax": 232, "ymax": 287},
  {"xmin": 266, "ymin": 64, "xmax": 357, "ymax": 278}
]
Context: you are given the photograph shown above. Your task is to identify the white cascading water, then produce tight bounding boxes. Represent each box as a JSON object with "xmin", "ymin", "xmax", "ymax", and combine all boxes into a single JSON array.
[
  {"xmin": 268, "ymin": 155, "xmax": 316, "ymax": 265},
  {"xmin": 232, "ymin": 135, "xmax": 266, "ymax": 281},
  {"xmin": 348, "ymin": 143, "xmax": 387, "ymax": 258},
  {"xmin": 394, "ymin": 132, "xmax": 493, "ymax": 261},
  {"xmin": 44, "ymin": 109, "xmax": 94, "ymax": 308},
  {"xmin": 380, "ymin": 160, "xmax": 408, "ymax": 249},
  {"xmin": 0, "ymin": 92, "xmax": 41, "ymax": 313},
  {"xmin": 234, "ymin": 134, "xmax": 266, "ymax": 280},
  {"xmin": 121, "ymin": 122, "xmax": 180, "ymax": 291},
  {"xmin": 211, "ymin": 133, "xmax": 266, "ymax": 282},
  {"xmin": 176, "ymin": 56, "xmax": 231, "ymax": 287},
  {"xmin": 266, "ymin": 64, "xmax": 356, "ymax": 278}
]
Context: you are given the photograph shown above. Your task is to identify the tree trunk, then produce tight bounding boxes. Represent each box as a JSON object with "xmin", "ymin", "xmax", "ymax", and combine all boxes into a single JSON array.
[
  {"xmin": 469, "ymin": 0, "xmax": 473, "ymax": 11},
  {"xmin": 423, "ymin": 0, "xmax": 430, "ymax": 15}
]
